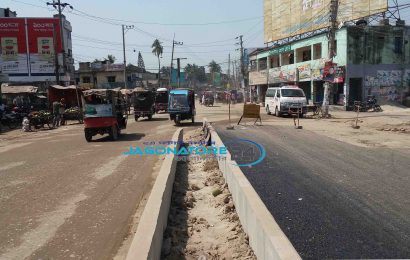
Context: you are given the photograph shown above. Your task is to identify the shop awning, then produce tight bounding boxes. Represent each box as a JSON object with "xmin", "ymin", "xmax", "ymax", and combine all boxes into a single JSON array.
[{"xmin": 1, "ymin": 85, "xmax": 38, "ymax": 94}]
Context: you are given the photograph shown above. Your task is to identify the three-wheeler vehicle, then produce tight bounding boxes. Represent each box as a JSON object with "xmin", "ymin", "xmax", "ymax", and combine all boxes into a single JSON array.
[
  {"xmin": 168, "ymin": 89, "xmax": 196, "ymax": 125},
  {"xmin": 155, "ymin": 87, "xmax": 168, "ymax": 113},
  {"xmin": 133, "ymin": 88, "xmax": 156, "ymax": 121},
  {"xmin": 203, "ymin": 91, "xmax": 214, "ymax": 106},
  {"xmin": 82, "ymin": 89, "xmax": 127, "ymax": 142}
]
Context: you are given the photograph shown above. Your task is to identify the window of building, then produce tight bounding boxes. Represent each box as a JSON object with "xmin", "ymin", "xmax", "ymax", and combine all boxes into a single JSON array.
[
  {"xmin": 270, "ymin": 55, "xmax": 280, "ymax": 68},
  {"xmin": 250, "ymin": 60, "xmax": 257, "ymax": 71},
  {"xmin": 296, "ymin": 46, "xmax": 311, "ymax": 62},
  {"xmin": 394, "ymin": 37, "xmax": 403, "ymax": 54},
  {"xmin": 107, "ymin": 76, "xmax": 116, "ymax": 83},
  {"xmin": 281, "ymin": 51, "xmax": 294, "ymax": 65},
  {"xmin": 258, "ymin": 58, "xmax": 267, "ymax": 70},
  {"xmin": 82, "ymin": 76, "xmax": 91, "ymax": 83},
  {"xmin": 302, "ymin": 49, "xmax": 312, "ymax": 61},
  {"xmin": 313, "ymin": 43, "xmax": 322, "ymax": 59}
]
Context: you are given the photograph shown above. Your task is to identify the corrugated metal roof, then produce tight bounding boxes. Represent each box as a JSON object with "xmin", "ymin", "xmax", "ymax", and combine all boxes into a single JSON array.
[
  {"xmin": 50, "ymin": 85, "xmax": 78, "ymax": 90},
  {"xmin": 1, "ymin": 85, "xmax": 38, "ymax": 94}
]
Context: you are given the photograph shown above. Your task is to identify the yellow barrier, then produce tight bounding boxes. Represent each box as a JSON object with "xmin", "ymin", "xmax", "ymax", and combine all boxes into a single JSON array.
[{"xmin": 238, "ymin": 103, "xmax": 262, "ymax": 125}]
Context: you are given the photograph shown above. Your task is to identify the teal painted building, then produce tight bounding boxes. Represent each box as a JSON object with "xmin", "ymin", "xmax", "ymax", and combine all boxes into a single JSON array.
[{"xmin": 249, "ymin": 25, "xmax": 410, "ymax": 107}]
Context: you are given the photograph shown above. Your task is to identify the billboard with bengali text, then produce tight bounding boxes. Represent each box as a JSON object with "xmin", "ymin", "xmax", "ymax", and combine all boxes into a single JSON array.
[
  {"xmin": 264, "ymin": 0, "xmax": 388, "ymax": 42},
  {"xmin": 0, "ymin": 17, "xmax": 63, "ymax": 77}
]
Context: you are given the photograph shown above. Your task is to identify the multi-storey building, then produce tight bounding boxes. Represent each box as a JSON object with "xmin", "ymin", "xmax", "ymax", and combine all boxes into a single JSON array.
[{"xmin": 249, "ymin": 23, "xmax": 410, "ymax": 107}]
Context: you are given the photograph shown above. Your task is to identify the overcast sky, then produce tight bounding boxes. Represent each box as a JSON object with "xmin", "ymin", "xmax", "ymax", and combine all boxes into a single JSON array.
[{"xmin": 3, "ymin": 0, "xmax": 409, "ymax": 73}]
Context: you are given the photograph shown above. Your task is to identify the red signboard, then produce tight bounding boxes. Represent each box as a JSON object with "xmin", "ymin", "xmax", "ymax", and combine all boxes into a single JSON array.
[
  {"xmin": 0, "ymin": 18, "xmax": 27, "ymax": 54},
  {"xmin": 0, "ymin": 17, "xmax": 64, "ymax": 76},
  {"xmin": 27, "ymin": 18, "xmax": 62, "ymax": 53}
]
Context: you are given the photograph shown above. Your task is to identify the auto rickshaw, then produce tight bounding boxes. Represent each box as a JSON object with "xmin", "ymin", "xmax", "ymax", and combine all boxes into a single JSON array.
[
  {"xmin": 168, "ymin": 89, "xmax": 195, "ymax": 125},
  {"xmin": 133, "ymin": 88, "xmax": 155, "ymax": 121},
  {"xmin": 82, "ymin": 89, "xmax": 127, "ymax": 142},
  {"xmin": 203, "ymin": 91, "xmax": 214, "ymax": 106},
  {"xmin": 155, "ymin": 87, "xmax": 168, "ymax": 113}
]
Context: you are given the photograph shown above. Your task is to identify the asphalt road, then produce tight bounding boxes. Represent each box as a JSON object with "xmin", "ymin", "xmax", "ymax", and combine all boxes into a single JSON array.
[
  {"xmin": 216, "ymin": 123, "xmax": 410, "ymax": 259},
  {"xmin": 0, "ymin": 112, "xmax": 192, "ymax": 260}
]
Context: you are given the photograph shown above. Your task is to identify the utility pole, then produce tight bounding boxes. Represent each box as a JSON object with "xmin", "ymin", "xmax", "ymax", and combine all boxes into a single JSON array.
[
  {"xmin": 122, "ymin": 24, "xmax": 134, "ymax": 89},
  {"xmin": 173, "ymin": 58, "xmax": 187, "ymax": 88},
  {"xmin": 170, "ymin": 34, "xmax": 183, "ymax": 88},
  {"xmin": 236, "ymin": 35, "xmax": 247, "ymax": 102},
  {"xmin": 52, "ymin": 23, "xmax": 60, "ymax": 84},
  {"xmin": 46, "ymin": 0, "xmax": 73, "ymax": 85},
  {"xmin": 228, "ymin": 53, "xmax": 231, "ymax": 89},
  {"xmin": 233, "ymin": 60, "xmax": 237, "ymax": 89},
  {"xmin": 322, "ymin": 0, "xmax": 339, "ymax": 117}
]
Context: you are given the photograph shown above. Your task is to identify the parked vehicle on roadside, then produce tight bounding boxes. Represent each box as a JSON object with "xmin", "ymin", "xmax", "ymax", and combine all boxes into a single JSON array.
[
  {"xmin": 0, "ymin": 111, "xmax": 19, "ymax": 130},
  {"xmin": 357, "ymin": 95, "xmax": 382, "ymax": 112},
  {"xmin": 155, "ymin": 88, "xmax": 168, "ymax": 113},
  {"xmin": 82, "ymin": 89, "xmax": 127, "ymax": 142},
  {"xmin": 265, "ymin": 85, "xmax": 308, "ymax": 117},
  {"xmin": 168, "ymin": 89, "xmax": 196, "ymax": 125}
]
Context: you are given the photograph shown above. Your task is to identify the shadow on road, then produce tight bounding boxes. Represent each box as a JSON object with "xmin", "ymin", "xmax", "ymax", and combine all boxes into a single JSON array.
[
  {"xmin": 136, "ymin": 117, "xmax": 169, "ymax": 122},
  {"xmin": 91, "ymin": 133, "xmax": 145, "ymax": 142}
]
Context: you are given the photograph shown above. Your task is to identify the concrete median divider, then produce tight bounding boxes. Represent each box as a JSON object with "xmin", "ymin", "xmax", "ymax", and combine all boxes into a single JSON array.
[
  {"xmin": 204, "ymin": 118, "xmax": 301, "ymax": 260},
  {"xmin": 125, "ymin": 128, "xmax": 183, "ymax": 260}
]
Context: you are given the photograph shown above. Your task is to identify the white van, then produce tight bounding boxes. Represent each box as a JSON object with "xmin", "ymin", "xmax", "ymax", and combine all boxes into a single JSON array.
[{"xmin": 265, "ymin": 85, "xmax": 308, "ymax": 117}]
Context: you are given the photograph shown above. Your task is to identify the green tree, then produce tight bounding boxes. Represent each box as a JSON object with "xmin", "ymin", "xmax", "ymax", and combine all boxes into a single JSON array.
[
  {"xmin": 152, "ymin": 39, "xmax": 163, "ymax": 87},
  {"xmin": 160, "ymin": 66, "xmax": 171, "ymax": 78},
  {"xmin": 208, "ymin": 60, "xmax": 221, "ymax": 74},
  {"xmin": 106, "ymin": 54, "xmax": 116, "ymax": 63}
]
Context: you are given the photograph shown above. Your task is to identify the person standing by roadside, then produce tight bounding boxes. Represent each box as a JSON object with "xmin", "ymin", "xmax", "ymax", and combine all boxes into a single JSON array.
[
  {"xmin": 52, "ymin": 99, "xmax": 61, "ymax": 128},
  {"xmin": 59, "ymin": 98, "xmax": 66, "ymax": 126}
]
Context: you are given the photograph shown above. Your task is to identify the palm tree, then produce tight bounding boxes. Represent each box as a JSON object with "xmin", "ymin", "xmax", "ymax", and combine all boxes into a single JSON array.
[
  {"xmin": 152, "ymin": 39, "xmax": 163, "ymax": 87},
  {"xmin": 107, "ymin": 54, "xmax": 116, "ymax": 63},
  {"xmin": 208, "ymin": 60, "xmax": 221, "ymax": 74},
  {"xmin": 208, "ymin": 60, "xmax": 221, "ymax": 86}
]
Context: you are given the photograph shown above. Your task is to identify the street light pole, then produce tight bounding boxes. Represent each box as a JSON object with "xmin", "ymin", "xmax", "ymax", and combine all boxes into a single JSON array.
[{"xmin": 122, "ymin": 24, "xmax": 134, "ymax": 89}]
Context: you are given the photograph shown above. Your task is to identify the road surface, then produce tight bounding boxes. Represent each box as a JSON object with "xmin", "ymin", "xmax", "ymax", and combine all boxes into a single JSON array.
[
  {"xmin": 0, "ymin": 112, "xmax": 180, "ymax": 260},
  {"xmin": 216, "ymin": 123, "xmax": 410, "ymax": 259}
]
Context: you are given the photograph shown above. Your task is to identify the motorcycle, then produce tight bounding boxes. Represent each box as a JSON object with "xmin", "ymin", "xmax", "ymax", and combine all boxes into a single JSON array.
[{"xmin": 0, "ymin": 111, "xmax": 19, "ymax": 130}]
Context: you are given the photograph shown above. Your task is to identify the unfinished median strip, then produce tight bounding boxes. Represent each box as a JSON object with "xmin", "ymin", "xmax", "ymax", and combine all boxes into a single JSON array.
[
  {"xmin": 162, "ymin": 128, "xmax": 255, "ymax": 259},
  {"xmin": 125, "ymin": 120, "xmax": 300, "ymax": 260}
]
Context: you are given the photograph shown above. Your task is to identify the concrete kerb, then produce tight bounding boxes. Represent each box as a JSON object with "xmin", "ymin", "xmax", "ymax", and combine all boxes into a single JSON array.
[
  {"xmin": 125, "ymin": 128, "xmax": 183, "ymax": 260},
  {"xmin": 203, "ymin": 118, "xmax": 301, "ymax": 260}
]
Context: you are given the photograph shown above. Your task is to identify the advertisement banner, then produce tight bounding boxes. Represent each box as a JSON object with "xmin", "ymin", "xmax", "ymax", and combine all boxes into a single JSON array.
[
  {"xmin": 312, "ymin": 68, "xmax": 322, "ymax": 81},
  {"xmin": 264, "ymin": 0, "xmax": 388, "ymax": 42},
  {"xmin": 27, "ymin": 18, "xmax": 62, "ymax": 54},
  {"xmin": 279, "ymin": 69, "xmax": 296, "ymax": 82},
  {"xmin": 1, "ymin": 37, "xmax": 18, "ymax": 61},
  {"xmin": 0, "ymin": 18, "xmax": 28, "ymax": 75},
  {"xmin": 37, "ymin": 37, "xmax": 54, "ymax": 60},
  {"xmin": 298, "ymin": 64, "xmax": 311, "ymax": 81},
  {"xmin": 269, "ymin": 68, "xmax": 282, "ymax": 83},
  {"xmin": 213, "ymin": 72, "xmax": 221, "ymax": 86},
  {"xmin": 84, "ymin": 104, "xmax": 113, "ymax": 118},
  {"xmin": 249, "ymin": 71, "xmax": 267, "ymax": 85},
  {"xmin": 171, "ymin": 69, "xmax": 186, "ymax": 87}
]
